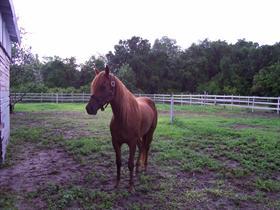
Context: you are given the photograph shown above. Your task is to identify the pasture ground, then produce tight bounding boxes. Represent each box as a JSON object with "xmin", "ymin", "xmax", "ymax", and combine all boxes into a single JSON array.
[{"xmin": 0, "ymin": 103, "xmax": 280, "ymax": 210}]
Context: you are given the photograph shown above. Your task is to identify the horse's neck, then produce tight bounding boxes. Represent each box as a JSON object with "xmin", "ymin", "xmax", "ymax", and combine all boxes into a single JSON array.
[{"xmin": 110, "ymin": 79, "xmax": 137, "ymax": 121}]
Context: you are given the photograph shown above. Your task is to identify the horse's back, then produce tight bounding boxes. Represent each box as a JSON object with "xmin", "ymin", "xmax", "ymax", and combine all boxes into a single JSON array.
[
  {"xmin": 136, "ymin": 97, "xmax": 157, "ymax": 136},
  {"xmin": 136, "ymin": 97, "xmax": 157, "ymax": 115}
]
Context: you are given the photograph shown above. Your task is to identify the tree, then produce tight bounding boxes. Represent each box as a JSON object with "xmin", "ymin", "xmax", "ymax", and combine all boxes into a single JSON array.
[
  {"xmin": 116, "ymin": 64, "xmax": 137, "ymax": 92},
  {"xmin": 150, "ymin": 37, "xmax": 182, "ymax": 93},
  {"xmin": 10, "ymin": 41, "xmax": 45, "ymax": 113},
  {"xmin": 10, "ymin": 43, "xmax": 43, "ymax": 91},
  {"xmin": 106, "ymin": 36, "xmax": 152, "ymax": 92},
  {"xmin": 251, "ymin": 63, "xmax": 280, "ymax": 96},
  {"xmin": 79, "ymin": 56, "xmax": 105, "ymax": 87},
  {"xmin": 41, "ymin": 56, "xmax": 79, "ymax": 88},
  {"xmin": 10, "ymin": 34, "xmax": 280, "ymax": 96},
  {"xmin": 153, "ymin": 36, "xmax": 181, "ymax": 58}
]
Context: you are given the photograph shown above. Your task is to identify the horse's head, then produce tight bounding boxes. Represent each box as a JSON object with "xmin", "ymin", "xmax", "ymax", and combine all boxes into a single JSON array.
[{"xmin": 86, "ymin": 65, "xmax": 116, "ymax": 115}]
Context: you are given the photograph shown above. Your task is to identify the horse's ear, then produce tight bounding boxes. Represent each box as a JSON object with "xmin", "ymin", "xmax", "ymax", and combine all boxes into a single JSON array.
[
  {"xmin": 95, "ymin": 69, "xmax": 100, "ymax": 75},
  {"xmin": 105, "ymin": 65, "xmax": 110, "ymax": 77}
]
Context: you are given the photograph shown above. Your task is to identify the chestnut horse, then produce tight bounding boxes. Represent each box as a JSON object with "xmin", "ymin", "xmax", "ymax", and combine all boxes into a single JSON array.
[{"xmin": 86, "ymin": 65, "xmax": 157, "ymax": 191}]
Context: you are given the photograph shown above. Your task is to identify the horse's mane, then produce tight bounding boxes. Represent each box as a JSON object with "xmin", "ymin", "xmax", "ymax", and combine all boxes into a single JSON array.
[{"xmin": 111, "ymin": 75, "xmax": 139, "ymax": 122}]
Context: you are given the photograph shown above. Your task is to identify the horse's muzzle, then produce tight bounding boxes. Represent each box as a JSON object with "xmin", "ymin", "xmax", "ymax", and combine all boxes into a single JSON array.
[{"xmin": 86, "ymin": 104, "xmax": 98, "ymax": 115}]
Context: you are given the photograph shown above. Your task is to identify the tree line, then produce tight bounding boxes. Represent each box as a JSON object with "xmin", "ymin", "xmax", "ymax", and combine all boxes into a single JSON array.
[{"xmin": 11, "ymin": 36, "xmax": 280, "ymax": 96}]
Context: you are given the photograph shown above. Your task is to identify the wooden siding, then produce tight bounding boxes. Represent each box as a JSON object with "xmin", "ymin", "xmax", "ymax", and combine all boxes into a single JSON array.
[
  {"xmin": 0, "ymin": 12, "xmax": 12, "ymax": 57},
  {"xmin": 2, "ymin": 21, "xmax": 11, "ymax": 57},
  {"xmin": 0, "ymin": 43, "xmax": 10, "ymax": 163},
  {"xmin": 0, "ymin": 1, "xmax": 19, "ymax": 164},
  {"xmin": 0, "ymin": 14, "xmax": 3, "ymax": 45}
]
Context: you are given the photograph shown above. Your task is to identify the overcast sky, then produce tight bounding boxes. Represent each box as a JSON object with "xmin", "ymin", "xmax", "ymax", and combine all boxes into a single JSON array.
[{"xmin": 13, "ymin": 0, "xmax": 280, "ymax": 63}]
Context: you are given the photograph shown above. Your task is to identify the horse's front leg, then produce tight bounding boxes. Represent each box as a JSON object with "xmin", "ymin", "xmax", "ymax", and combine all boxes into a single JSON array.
[
  {"xmin": 113, "ymin": 142, "xmax": 121, "ymax": 188},
  {"xmin": 128, "ymin": 142, "xmax": 136, "ymax": 192}
]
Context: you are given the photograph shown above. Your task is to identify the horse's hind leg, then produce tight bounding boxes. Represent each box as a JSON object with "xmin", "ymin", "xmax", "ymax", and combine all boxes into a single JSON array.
[
  {"xmin": 136, "ymin": 139, "xmax": 143, "ymax": 174},
  {"xmin": 142, "ymin": 128, "xmax": 155, "ymax": 171}
]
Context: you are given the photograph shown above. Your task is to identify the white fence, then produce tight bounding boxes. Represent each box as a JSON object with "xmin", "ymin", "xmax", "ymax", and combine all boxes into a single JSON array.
[
  {"xmin": 11, "ymin": 93, "xmax": 91, "ymax": 103},
  {"xmin": 11, "ymin": 93, "xmax": 280, "ymax": 115},
  {"xmin": 138, "ymin": 94, "xmax": 280, "ymax": 116}
]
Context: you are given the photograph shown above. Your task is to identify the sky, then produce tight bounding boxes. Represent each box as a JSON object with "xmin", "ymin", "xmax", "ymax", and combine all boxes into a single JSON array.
[{"xmin": 13, "ymin": 0, "xmax": 280, "ymax": 64}]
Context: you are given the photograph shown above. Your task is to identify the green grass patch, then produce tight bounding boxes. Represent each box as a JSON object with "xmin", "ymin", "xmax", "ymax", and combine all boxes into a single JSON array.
[
  {"xmin": 254, "ymin": 178, "xmax": 280, "ymax": 192},
  {"xmin": 14, "ymin": 103, "xmax": 87, "ymax": 112},
  {"xmin": 156, "ymin": 103, "xmax": 249, "ymax": 114},
  {"xmin": 64, "ymin": 137, "xmax": 104, "ymax": 156},
  {"xmin": 11, "ymin": 127, "xmax": 44, "ymax": 144},
  {"xmin": 0, "ymin": 191, "xmax": 17, "ymax": 210},
  {"xmin": 34, "ymin": 184, "xmax": 116, "ymax": 210},
  {"xmin": 154, "ymin": 113, "xmax": 280, "ymax": 176}
]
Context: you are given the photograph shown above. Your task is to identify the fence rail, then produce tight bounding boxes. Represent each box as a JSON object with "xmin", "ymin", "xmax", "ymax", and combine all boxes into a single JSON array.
[{"xmin": 11, "ymin": 93, "xmax": 280, "ymax": 114}]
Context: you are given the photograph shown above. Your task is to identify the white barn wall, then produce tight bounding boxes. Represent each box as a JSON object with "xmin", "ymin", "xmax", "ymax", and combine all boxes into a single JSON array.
[
  {"xmin": 0, "ymin": 14, "xmax": 3, "ymax": 43},
  {"xmin": 0, "ymin": 41, "xmax": 11, "ymax": 163},
  {"xmin": 0, "ymin": 12, "xmax": 12, "ymax": 163},
  {"xmin": 0, "ymin": 0, "xmax": 20, "ymax": 164}
]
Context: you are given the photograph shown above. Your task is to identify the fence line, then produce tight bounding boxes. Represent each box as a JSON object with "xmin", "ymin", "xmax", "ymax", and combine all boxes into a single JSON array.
[
  {"xmin": 170, "ymin": 95, "xmax": 174, "ymax": 124},
  {"xmin": 10, "ymin": 93, "xmax": 280, "ymax": 115}
]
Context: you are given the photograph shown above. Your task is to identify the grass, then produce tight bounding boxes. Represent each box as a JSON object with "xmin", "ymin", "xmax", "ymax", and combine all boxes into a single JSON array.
[
  {"xmin": 0, "ymin": 191, "xmax": 17, "ymax": 210},
  {"xmin": 65, "ymin": 137, "xmax": 104, "ymax": 155},
  {"xmin": 14, "ymin": 102, "xmax": 86, "ymax": 112},
  {"xmin": 156, "ymin": 102, "xmax": 261, "ymax": 114},
  {"xmin": 30, "ymin": 183, "xmax": 118, "ymax": 210},
  {"xmin": 1, "ymin": 102, "xmax": 280, "ymax": 209},
  {"xmin": 255, "ymin": 178, "xmax": 280, "ymax": 192}
]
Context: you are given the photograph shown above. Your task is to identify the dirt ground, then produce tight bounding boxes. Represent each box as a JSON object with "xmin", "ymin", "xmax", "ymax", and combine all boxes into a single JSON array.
[{"xmin": 0, "ymin": 147, "xmax": 86, "ymax": 193}]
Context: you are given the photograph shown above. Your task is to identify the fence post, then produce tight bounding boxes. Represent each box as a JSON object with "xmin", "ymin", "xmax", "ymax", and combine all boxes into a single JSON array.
[
  {"xmin": 56, "ymin": 93, "xmax": 58, "ymax": 104},
  {"xmin": 203, "ymin": 93, "xmax": 205, "ymax": 106},
  {"xmin": 231, "ymin": 95, "xmax": 233, "ymax": 109},
  {"xmin": 181, "ymin": 93, "xmax": 183, "ymax": 106},
  {"xmin": 239, "ymin": 95, "xmax": 240, "ymax": 105},
  {"xmin": 190, "ymin": 95, "xmax": 192, "ymax": 105},
  {"xmin": 40, "ymin": 92, "xmax": 43, "ymax": 103},
  {"xmin": 153, "ymin": 94, "xmax": 155, "ymax": 102},
  {"xmin": 277, "ymin": 97, "xmax": 280, "ymax": 115},
  {"xmin": 83, "ymin": 92, "xmax": 85, "ymax": 102},
  {"xmin": 214, "ymin": 96, "xmax": 217, "ymax": 105},
  {"xmin": 252, "ymin": 96, "xmax": 255, "ymax": 112},
  {"xmin": 170, "ymin": 94, "xmax": 174, "ymax": 124}
]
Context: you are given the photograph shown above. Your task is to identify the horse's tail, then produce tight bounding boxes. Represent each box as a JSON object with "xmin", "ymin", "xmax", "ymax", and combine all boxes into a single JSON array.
[
  {"xmin": 150, "ymin": 99, "xmax": 158, "ymax": 130},
  {"xmin": 140, "ymin": 98, "xmax": 157, "ymax": 170},
  {"xmin": 144, "ymin": 97, "xmax": 158, "ymax": 130}
]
